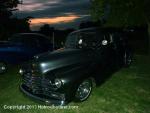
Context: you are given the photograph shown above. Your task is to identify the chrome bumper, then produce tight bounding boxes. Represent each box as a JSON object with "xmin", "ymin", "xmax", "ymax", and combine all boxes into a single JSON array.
[{"xmin": 20, "ymin": 84, "xmax": 68, "ymax": 106}]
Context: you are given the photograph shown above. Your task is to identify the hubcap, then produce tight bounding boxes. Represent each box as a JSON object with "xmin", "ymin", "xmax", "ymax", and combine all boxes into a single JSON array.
[{"xmin": 75, "ymin": 79, "xmax": 92, "ymax": 101}]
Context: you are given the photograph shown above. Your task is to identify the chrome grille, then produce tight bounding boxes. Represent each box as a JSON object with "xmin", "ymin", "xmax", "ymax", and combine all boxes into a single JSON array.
[{"xmin": 22, "ymin": 71, "xmax": 61, "ymax": 99}]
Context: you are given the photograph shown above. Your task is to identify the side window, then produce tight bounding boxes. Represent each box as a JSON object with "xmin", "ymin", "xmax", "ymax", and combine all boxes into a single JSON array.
[
  {"xmin": 104, "ymin": 34, "xmax": 110, "ymax": 43},
  {"xmin": 38, "ymin": 37, "xmax": 51, "ymax": 47},
  {"xmin": 23, "ymin": 37, "xmax": 38, "ymax": 47},
  {"xmin": 113, "ymin": 33, "xmax": 125, "ymax": 48},
  {"xmin": 109, "ymin": 34, "xmax": 113, "ymax": 43},
  {"xmin": 79, "ymin": 32, "xmax": 97, "ymax": 48},
  {"xmin": 102, "ymin": 33, "xmax": 115, "ymax": 46}
]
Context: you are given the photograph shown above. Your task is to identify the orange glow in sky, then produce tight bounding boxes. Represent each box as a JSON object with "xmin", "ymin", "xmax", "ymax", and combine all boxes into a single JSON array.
[{"xmin": 30, "ymin": 15, "xmax": 80, "ymax": 26}]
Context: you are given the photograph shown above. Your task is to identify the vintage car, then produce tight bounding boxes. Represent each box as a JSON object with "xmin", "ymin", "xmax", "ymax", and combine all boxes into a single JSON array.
[
  {"xmin": 0, "ymin": 33, "xmax": 53, "ymax": 73},
  {"xmin": 19, "ymin": 27, "xmax": 132, "ymax": 105}
]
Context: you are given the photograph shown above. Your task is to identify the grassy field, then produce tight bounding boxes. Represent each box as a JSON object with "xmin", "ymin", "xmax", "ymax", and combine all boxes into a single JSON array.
[{"xmin": 0, "ymin": 55, "xmax": 150, "ymax": 113}]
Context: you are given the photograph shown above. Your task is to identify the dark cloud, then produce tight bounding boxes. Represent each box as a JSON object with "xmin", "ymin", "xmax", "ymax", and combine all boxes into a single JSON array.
[
  {"xmin": 14, "ymin": 0, "xmax": 91, "ymax": 18},
  {"xmin": 13, "ymin": 0, "xmax": 91, "ymax": 29}
]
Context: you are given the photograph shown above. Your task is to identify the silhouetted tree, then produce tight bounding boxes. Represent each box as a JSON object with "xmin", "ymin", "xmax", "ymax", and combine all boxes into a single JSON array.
[
  {"xmin": 0, "ymin": 0, "xmax": 19, "ymax": 21},
  {"xmin": 0, "ymin": 0, "xmax": 30, "ymax": 40},
  {"xmin": 39, "ymin": 24, "xmax": 55, "ymax": 37},
  {"xmin": 79, "ymin": 21, "xmax": 101, "ymax": 29}
]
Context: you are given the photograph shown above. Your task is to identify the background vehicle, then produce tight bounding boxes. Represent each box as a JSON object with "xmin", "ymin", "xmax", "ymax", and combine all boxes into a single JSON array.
[
  {"xmin": 0, "ymin": 33, "xmax": 53, "ymax": 73},
  {"xmin": 19, "ymin": 27, "xmax": 132, "ymax": 105}
]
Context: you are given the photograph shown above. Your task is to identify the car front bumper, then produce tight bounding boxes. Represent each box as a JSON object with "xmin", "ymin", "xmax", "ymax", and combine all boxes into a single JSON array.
[{"xmin": 20, "ymin": 84, "xmax": 68, "ymax": 106}]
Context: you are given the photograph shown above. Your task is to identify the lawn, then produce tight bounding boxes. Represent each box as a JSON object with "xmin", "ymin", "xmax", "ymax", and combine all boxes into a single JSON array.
[{"xmin": 0, "ymin": 55, "xmax": 150, "ymax": 113}]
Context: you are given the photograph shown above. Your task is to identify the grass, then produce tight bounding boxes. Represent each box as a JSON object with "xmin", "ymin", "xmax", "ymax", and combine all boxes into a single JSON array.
[{"xmin": 0, "ymin": 55, "xmax": 150, "ymax": 113}]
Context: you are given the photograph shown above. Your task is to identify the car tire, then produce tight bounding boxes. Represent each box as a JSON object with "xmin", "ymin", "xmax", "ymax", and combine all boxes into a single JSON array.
[
  {"xmin": 0, "ymin": 62, "xmax": 7, "ymax": 74},
  {"xmin": 74, "ymin": 78, "xmax": 93, "ymax": 102},
  {"xmin": 124, "ymin": 51, "xmax": 132, "ymax": 67}
]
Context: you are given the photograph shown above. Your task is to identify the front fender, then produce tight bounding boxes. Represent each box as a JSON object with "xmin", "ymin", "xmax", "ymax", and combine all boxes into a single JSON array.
[{"xmin": 47, "ymin": 64, "xmax": 93, "ymax": 101}]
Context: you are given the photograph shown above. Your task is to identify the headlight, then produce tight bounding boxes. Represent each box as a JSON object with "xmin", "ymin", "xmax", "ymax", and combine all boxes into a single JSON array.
[
  {"xmin": 19, "ymin": 69, "xmax": 24, "ymax": 75},
  {"xmin": 49, "ymin": 78, "xmax": 62, "ymax": 89},
  {"xmin": 54, "ymin": 79, "xmax": 62, "ymax": 88}
]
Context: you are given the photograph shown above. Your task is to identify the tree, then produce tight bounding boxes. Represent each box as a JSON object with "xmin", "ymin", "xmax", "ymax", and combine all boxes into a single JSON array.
[
  {"xmin": 39, "ymin": 24, "xmax": 55, "ymax": 36},
  {"xmin": 91, "ymin": 0, "xmax": 150, "ymax": 53},
  {"xmin": 0, "ymin": 0, "xmax": 19, "ymax": 20},
  {"xmin": 0, "ymin": 0, "xmax": 30, "ymax": 40},
  {"xmin": 0, "ymin": 0, "xmax": 19, "ymax": 40},
  {"xmin": 79, "ymin": 21, "xmax": 101, "ymax": 29}
]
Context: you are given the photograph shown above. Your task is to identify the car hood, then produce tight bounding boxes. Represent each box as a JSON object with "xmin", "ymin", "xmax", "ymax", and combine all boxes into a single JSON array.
[
  {"xmin": 0, "ymin": 41, "xmax": 12, "ymax": 46},
  {"xmin": 0, "ymin": 41, "xmax": 21, "ymax": 47},
  {"xmin": 34, "ymin": 48, "xmax": 93, "ymax": 73}
]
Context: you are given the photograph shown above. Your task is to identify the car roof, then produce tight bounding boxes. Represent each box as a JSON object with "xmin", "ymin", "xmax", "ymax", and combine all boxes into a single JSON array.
[
  {"xmin": 15, "ymin": 33, "xmax": 47, "ymax": 37},
  {"xmin": 69, "ymin": 27, "xmax": 124, "ymax": 35},
  {"xmin": 11, "ymin": 33, "xmax": 49, "ymax": 40}
]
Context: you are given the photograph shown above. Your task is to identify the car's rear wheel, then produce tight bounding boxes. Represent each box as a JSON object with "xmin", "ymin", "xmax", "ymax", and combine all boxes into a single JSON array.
[
  {"xmin": 0, "ymin": 62, "xmax": 7, "ymax": 74},
  {"xmin": 74, "ymin": 78, "xmax": 93, "ymax": 102}
]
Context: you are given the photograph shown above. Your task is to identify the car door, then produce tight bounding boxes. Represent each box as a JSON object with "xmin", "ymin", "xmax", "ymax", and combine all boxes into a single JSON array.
[
  {"xmin": 92, "ymin": 32, "xmax": 117, "ymax": 81},
  {"xmin": 101, "ymin": 33, "xmax": 117, "ymax": 67},
  {"xmin": 77, "ymin": 31, "xmax": 117, "ymax": 83}
]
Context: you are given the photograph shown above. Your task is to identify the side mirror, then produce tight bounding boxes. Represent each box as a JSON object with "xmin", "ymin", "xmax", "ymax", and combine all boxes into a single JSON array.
[{"xmin": 102, "ymin": 40, "xmax": 108, "ymax": 46}]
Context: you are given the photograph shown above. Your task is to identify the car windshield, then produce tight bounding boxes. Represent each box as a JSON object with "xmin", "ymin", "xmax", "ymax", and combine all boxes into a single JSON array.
[
  {"xmin": 65, "ymin": 33, "xmax": 79, "ymax": 48},
  {"xmin": 65, "ymin": 31, "xmax": 102, "ymax": 49}
]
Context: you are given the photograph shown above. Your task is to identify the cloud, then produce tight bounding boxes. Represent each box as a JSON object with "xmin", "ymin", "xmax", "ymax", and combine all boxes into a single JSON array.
[
  {"xmin": 30, "ymin": 14, "xmax": 91, "ymax": 30},
  {"xmin": 14, "ymin": 0, "xmax": 91, "ymax": 30},
  {"xmin": 15, "ymin": 0, "xmax": 90, "ymax": 17},
  {"xmin": 30, "ymin": 15, "xmax": 80, "ymax": 25},
  {"xmin": 18, "ymin": 0, "xmax": 62, "ymax": 12},
  {"xmin": 18, "ymin": 3, "xmax": 47, "ymax": 12}
]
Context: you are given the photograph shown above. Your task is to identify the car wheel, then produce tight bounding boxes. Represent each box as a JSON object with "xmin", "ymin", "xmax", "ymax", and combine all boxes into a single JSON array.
[
  {"xmin": 0, "ymin": 62, "xmax": 7, "ymax": 74},
  {"xmin": 124, "ymin": 52, "xmax": 132, "ymax": 67},
  {"xmin": 75, "ymin": 78, "xmax": 93, "ymax": 102}
]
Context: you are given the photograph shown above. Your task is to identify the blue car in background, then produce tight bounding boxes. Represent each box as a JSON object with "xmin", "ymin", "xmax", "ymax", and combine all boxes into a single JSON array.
[{"xmin": 0, "ymin": 33, "xmax": 54, "ymax": 73}]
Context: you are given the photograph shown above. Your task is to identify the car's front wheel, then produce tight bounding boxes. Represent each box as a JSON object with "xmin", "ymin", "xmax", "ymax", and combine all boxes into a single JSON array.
[
  {"xmin": 0, "ymin": 62, "xmax": 7, "ymax": 74},
  {"xmin": 74, "ymin": 78, "xmax": 93, "ymax": 102}
]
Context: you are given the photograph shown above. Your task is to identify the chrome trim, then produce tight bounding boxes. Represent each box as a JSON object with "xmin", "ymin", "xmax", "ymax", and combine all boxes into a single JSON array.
[{"xmin": 20, "ymin": 84, "xmax": 67, "ymax": 106}]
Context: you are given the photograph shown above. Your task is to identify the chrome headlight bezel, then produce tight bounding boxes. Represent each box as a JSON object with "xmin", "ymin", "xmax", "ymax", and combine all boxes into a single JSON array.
[
  {"xmin": 54, "ymin": 79, "xmax": 62, "ymax": 88},
  {"xmin": 49, "ymin": 78, "xmax": 63, "ymax": 89}
]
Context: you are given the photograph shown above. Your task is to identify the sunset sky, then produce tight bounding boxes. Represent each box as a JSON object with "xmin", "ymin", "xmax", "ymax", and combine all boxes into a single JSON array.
[{"xmin": 14, "ymin": 0, "xmax": 91, "ymax": 30}]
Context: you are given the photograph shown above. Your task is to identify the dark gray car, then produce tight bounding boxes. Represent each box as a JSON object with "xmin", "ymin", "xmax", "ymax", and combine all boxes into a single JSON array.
[{"xmin": 19, "ymin": 27, "xmax": 132, "ymax": 105}]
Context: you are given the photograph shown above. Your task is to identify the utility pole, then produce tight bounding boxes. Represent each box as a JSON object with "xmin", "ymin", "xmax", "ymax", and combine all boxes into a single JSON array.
[{"xmin": 52, "ymin": 31, "xmax": 55, "ymax": 50}]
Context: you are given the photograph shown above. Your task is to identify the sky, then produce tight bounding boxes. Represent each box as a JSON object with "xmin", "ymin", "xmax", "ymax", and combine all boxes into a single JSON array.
[{"xmin": 13, "ymin": 0, "xmax": 91, "ymax": 30}]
